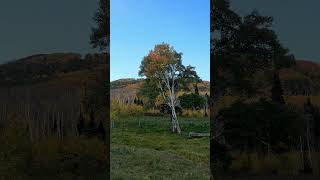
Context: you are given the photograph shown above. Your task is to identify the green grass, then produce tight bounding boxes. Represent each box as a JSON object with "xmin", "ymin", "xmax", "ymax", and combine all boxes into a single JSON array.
[
  {"xmin": 111, "ymin": 116, "xmax": 210, "ymax": 179},
  {"xmin": 215, "ymin": 175, "xmax": 320, "ymax": 180}
]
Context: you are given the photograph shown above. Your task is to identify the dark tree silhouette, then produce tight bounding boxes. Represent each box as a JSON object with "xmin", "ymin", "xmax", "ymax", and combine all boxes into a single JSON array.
[
  {"xmin": 204, "ymin": 93, "xmax": 209, "ymax": 117},
  {"xmin": 213, "ymin": 0, "xmax": 293, "ymax": 97},
  {"xmin": 195, "ymin": 84, "xmax": 199, "ymax": 95},
  {"xmin": 180, "ymin": 65, "xmax": 201, "ymax": 93},
  {"xmin": 271, "ymin": 71, "xmax": 285, "ymax": 104},
  {"xmin": 97, "ymin": 121, "xmax": 106, "ymax": 143},
  {"xmin": 133, "ymin": 97, "xmax": 137, "ymax": 105},
  {"xmin": 302, "ymin": 98, "xmax": 314, "ymax": 174},
  {"xmin": 77, "ymin": 108, "xmax": 85, "ymax": 135},
  {"xmin": 90, "ymin": 0, "xmax": 109, "ymax": 51},
  {"xmin": 211, "ymin": 0, "xmax": 296, "ymax": 177},
  {"xmin": 89, "ymin": 4, "xmax": 109, "ymax": 170}
]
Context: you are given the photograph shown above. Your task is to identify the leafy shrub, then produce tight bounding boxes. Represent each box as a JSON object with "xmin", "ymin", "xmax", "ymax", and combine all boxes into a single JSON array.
[
  {"xmin": 179, "ymin": 93, "xmax": 206, "ymax": 110},
  {"xmin": 182, "ymin": 109, "xmax": 205, "ymax": 118},
  {"xmin": 159, "ymin": 103, "xmax": 182, "ymax": 115}
]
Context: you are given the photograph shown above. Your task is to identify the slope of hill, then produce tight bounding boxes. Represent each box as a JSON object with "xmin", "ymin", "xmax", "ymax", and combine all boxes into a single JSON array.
[
  {"xmin": 280, "ymin": 60, "xmax": 320, "ymax": 95},
  {"xmin": 2, "ymin": 54, "xmax": 320, "ymax": 96},
  {"xmin": 110, "ymin": 78, "xmax": 144, "ymax": 89},
  {"xmin": 295, "ymin": 60, "xmax": 320, "ymax": 78},
  {"xmin": 0, "ymin": 53, "xmax": 107, "ymax": 86}
]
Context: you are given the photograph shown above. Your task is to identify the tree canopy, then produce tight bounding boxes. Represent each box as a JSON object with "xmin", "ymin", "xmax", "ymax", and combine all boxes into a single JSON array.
[
  {"xmin": 212, "ymin": 0, "xmax": 295, "ymax": 97},
  {"xmin": 139, "ymin": 43, "xmax": 185, "ymax": 133},
  {"xmin": 139, "ymin": 43, "xmax": 201, "ymax": 133}
]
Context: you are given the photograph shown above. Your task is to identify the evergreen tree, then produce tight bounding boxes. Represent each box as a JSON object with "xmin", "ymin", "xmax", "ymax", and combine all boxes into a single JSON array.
[
  {"xmin": 77, "ymin": 109, "xmax": 85, "ymax": 135},
  {"xmin": 271, "ymin": 71, "xmax": 285, "ymax": 104},
  {"xmin": 205, "ymin": 93, "xmax": 209, "ymax": 117},
  {"xmin": 137, "ymin": 97, "xmax": 141, "ymax": 105},
  {"xmin": 97, "ymin": 121, "xmax": 106, "ymax": 143},
  {"xmin": 139, "ymin": 78, "xmax": 160, "ymax": 108},
  {"xmin": 195, "ymin": 84, "xmax": 199, "ymax": 95},
  {"xmin": 134, "ymin": 97, "xmax": 137, "ymax": 105}
]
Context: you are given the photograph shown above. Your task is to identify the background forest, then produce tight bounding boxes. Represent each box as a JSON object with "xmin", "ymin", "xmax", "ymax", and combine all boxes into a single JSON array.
[
  {"xmin": 211, "ymin": 0, "xmax": 320, "ymax": 179},
  {"xmin": 0, "ymin": 0, "xmax": 109, "ymax": 179}
]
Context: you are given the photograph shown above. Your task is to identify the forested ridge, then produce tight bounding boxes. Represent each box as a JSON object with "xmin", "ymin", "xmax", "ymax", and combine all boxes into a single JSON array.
[{"xmin": 0, "ymin": 52, "xmax": 107, "ymax": 86}]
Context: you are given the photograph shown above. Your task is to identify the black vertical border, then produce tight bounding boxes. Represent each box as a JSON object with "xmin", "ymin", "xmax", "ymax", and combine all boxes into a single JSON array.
[
  {"xmin": 210, "ymin": 0, "xmax": 214, "ymax": 179},
  {"xmin": 102, "ymin": 0, "xmax": 110, "ymax": 179}
]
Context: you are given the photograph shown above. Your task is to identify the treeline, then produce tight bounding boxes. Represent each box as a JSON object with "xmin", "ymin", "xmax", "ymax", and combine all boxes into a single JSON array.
[
  {"xmin": 0, "ymin": 86, "xmax": 80, "ymax": 141},
  {"xmin": 112, "ymin": 90, "xmax": 210, "ymax": 118},
  {"xmin": 110, "ymin": 78, "xmax": 144, "ymax": 89}
]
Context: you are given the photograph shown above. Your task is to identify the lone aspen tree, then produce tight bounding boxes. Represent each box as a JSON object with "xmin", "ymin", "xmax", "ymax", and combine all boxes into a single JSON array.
[{"xmin": 139, "ymin": 43, "xmax": 185, "ymax": 134}]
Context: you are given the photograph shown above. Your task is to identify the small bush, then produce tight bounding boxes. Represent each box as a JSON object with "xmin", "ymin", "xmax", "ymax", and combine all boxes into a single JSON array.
[
  {"xmin": 159, "ymin": 103, "xmax": 182, "ymax": 115},
  {"xmin": 179, "ymin": 93, "xmax": 206, "ymax": 110},
  {"xmin": 111, "ymin": 100, "xmax": 144, "ymax": 120}
]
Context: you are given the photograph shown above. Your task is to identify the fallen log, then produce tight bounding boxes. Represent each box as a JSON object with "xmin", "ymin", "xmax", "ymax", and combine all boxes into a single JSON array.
[{"xmin": 188, "ymin": 132, "xmax": 210, "ymax": 138}]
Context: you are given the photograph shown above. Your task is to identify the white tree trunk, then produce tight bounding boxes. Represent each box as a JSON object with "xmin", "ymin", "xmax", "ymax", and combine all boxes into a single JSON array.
[
  {"xmin": 170, "ymin": 104, "xmax": 181, "ymax": 133},
  {"xmin": 167, "ymin": 76, "xmax": 181, "ymax": 134},
  {"xmin": 158, "ymin": 71, "xmax": 181, "ymax": 134}
]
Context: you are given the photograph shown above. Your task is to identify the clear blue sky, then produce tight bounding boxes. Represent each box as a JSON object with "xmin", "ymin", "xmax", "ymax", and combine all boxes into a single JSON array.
[{"xmin": 110, "ymin": 0, "xmax": 210, "ymax": 81}]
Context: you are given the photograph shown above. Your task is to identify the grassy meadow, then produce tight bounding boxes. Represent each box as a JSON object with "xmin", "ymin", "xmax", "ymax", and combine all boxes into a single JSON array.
[{"xmin": 111, "ymin": 116, "xmax": 210, "ymax": 179}]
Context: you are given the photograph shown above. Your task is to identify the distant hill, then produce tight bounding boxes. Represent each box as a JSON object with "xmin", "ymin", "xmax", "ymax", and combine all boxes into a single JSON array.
[
  {"xmin": 209, "ymin": 59, "xmax": 320, "ymax": 96},
  {"xmin": 0, "ymin": 53, "xmax": 107, "ymax": 86},
  {"xmin": 111, "ymin": 78, "xmax": 210, "ymax": 102},
  {"xmin": 111, "ymin": 78, "xmax": 144, "ymax": 89},
  {"xmin": 280, "ymin": 60, "xmax": 320, "ymax": 95},
  {"xmin": 2, "ymin": 54, "xmax": 320, "ymax": 97}
]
